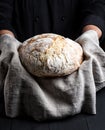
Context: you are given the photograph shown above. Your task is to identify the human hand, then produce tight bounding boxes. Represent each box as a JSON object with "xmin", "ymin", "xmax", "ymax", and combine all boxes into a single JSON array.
[
  {"xmin": 0, "ymin": 30, "xmax": 15, "ymax": 37},
  {"xmin": 0, "ymin": 33, "xmax": 21, "ymax": 50},
  {"xmin": 75, "ymin": 30, "xmax": 99, "ymax": 46},
  {"xmin": 82, "ymin": 25, "xmax": 102, "ymax": 39}
]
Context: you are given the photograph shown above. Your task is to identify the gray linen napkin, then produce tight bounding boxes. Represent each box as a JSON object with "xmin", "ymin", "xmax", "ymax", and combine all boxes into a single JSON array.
[{"xmin": 0, "ymin": 31, "xmax": 105, "ymax": 121}]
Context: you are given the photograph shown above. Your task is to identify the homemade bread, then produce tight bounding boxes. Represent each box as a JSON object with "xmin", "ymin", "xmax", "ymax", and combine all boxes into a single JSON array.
[{"xmin": 18, "ymin": 33, "xmax": 83, "ymax": 77}]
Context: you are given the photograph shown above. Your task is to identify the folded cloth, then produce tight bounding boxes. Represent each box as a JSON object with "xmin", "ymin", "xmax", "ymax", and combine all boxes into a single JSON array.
[{"xmin": 0, "ymin": 31, "xmax": 105, "ymax": 121}]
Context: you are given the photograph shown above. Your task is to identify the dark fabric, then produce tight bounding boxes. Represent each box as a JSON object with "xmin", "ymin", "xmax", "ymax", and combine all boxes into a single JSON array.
[{"xmin": 0, "ymin": 0, "xmax": 105, "ymax": 42}]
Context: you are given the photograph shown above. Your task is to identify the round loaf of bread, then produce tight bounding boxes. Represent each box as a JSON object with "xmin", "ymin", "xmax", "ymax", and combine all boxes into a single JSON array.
[{"xmin": 18, "ymin": 33, "xmax": 83, "ymax": 77}]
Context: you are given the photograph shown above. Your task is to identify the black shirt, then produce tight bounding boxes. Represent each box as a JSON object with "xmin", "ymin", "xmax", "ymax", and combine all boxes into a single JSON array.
[{"xmin": 0, "ymin": 0, "xmax": 105, "ymax": 42}]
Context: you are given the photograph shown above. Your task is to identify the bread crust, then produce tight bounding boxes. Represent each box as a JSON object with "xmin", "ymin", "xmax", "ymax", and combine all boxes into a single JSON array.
[{"xmin": 18, "ymin": 33, "xmax": 83, "ymax": 77}]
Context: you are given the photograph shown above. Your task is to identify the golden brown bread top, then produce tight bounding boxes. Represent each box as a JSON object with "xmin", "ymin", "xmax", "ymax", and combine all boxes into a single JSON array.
[{"xmin": 18, "ymin": 33, "xmax": 83, "ymax": 77}]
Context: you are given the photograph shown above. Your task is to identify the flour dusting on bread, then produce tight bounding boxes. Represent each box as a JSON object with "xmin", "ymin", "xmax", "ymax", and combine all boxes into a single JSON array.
[{"xmin": 18, "ymin": 33, "xmax": 83, "ymax": 77}]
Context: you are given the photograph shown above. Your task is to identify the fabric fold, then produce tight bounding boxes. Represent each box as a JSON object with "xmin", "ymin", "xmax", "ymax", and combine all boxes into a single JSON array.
[{"xmin": 0, "ymin": 33, "xmax": 105, "ymax": 121}]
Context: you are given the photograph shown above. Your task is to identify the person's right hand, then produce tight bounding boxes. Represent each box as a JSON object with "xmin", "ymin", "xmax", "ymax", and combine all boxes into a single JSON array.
[
  {"xmin": 0, "ymin": 30, "xmax": 15, "ymax": 37},
  {"xmin": 0, "ymin": 33, "xmax": 21, "ymax": 49}
]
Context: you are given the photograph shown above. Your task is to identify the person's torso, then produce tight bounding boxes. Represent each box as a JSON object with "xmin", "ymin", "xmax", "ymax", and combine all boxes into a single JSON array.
[{"xmin": 13, "ymin": 0, "xmax": 82, "ymax": 42}]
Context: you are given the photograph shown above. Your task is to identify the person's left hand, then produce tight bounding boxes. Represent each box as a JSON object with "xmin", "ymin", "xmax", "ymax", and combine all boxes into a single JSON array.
[{"xmin": 75, "ymin": 30, "xmax": 99, "ymax": 47}]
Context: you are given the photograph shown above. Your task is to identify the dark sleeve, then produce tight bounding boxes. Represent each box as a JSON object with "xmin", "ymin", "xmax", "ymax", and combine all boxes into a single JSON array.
[
  {"xmin": 81, "ymin": 0, "xmax": 105, "ymax": 40},
  {"xmin": 0, "ymin": 0, "xmax": 15, "ymax": 33}
]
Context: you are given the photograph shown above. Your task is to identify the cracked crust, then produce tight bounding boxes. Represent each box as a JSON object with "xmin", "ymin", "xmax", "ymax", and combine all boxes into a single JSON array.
[{"xmin": 18, "ymin": 33, "xmax": 83, "ymax": 77}]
